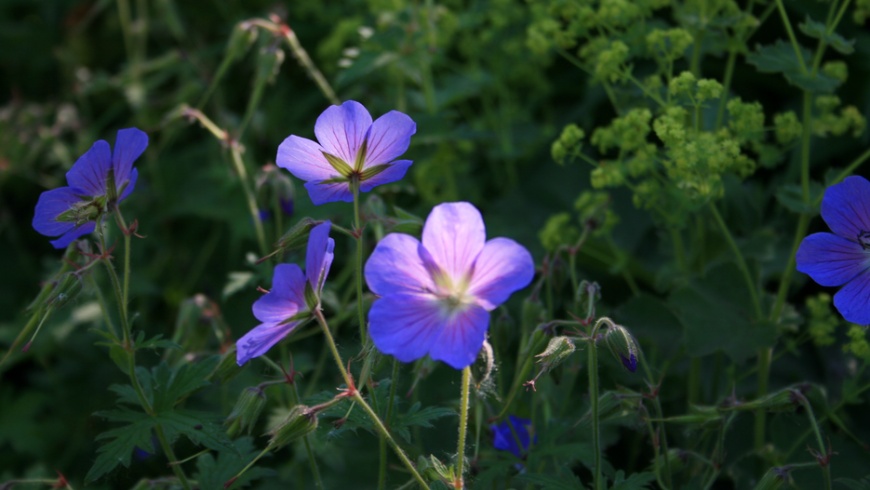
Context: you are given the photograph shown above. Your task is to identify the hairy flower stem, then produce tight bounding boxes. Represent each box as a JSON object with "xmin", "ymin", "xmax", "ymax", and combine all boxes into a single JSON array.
[
  {"xmin": 229, "ymin": 146, "xmax": 268, "ymax": 257},
  {"xmin": 99, "ymin": 228, "xmax": 193, "ymax": 490},
  {"xmin": 379, "ymin": 360, "xmax": 401, "ymax": 490},
  {"xmin": 589, "ymin": 318, "xmax": 610, "ymax": 490},
  {"xmin": 795, "ymin": 393, "xmax": 832, "ymax": 490},
  {"xmin": 280, "ymin": 24, "xmax": 340, "ymax": 106},
  {"xmin": 351, "ymin": 178, "xmax": 367, "ymax": 344},
  {"xmin": 313, "ymin": 309, "xmax": 429, "ymax": 489},
  {"xmin": 453, "ymin": 367, "xmax": 471, "ymax": 489}
]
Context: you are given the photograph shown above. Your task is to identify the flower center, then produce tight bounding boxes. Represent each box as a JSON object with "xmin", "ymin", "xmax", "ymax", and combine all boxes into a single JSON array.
[
  {"xmin": 859, "ymin": 230, "xmax": 870, "ymax": 250},
  {"xmin": 432, "ymin": 271, "xmax": 473, "ymax": 314}
]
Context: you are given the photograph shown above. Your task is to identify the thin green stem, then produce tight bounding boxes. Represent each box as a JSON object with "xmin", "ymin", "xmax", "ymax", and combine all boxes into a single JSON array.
[
  {"xmin": 352, "ymin": 178, "xmax": 367, "ymax": 343},
  {"xmin": 824, "ymin": 147, "xmax": 870, "ymax": 197},
  {"xmin": 774, "ymin": 0, "xmax": 807, "ymax": 74},
  {"xmin": 709, "ymin": 204, "xmax": 762, "ymax": 318},
  {"xmin": 454, "ymin": 367, "xmax": 471, "ymax": 490},
  {"xmin": 288, "ymin": 381, "xmax": 324, "ymax": 490},
  {"xmin": 229, "ymin": 146, "xmax": 268, "ymax": 256},
  {"xmin": 795, "ymin": 393, "xmax": 832, "ymax": 490},
  {"xmin": 588, "ymin": 333, "xmax": 602, "ymax": 490},
  {"xmin": 379, "ymin": 360, "xmax": 400, "ymax": 490},
  {"xmin": 281, "ymin": 25, "xmax": 340, "ymax": 105},
  {"xmin": 312, "ymin": 309, "xmax": 429, "ymax": 489}
]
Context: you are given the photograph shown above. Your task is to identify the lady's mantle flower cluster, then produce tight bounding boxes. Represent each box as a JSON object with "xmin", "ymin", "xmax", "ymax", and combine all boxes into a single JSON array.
[{"xmin": 33, "ymin": 128, "xmax": 147, "ymax": 248}]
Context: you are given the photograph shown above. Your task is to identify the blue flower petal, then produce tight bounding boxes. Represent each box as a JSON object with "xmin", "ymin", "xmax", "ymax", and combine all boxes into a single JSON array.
[
  {"xmin": 314, "ymin": 101, "xmax": 372, "ymax": 165},
  {"xmin": 32, "ymin": 187, "xmax": 81, "ymax": 237},
  {"xmin": 276, "ymin": 134, "xmax": 336, "ymax": 182},
  {"xmin": 427, "ymin": 303, "xmax": 490, "ymax": 369},
  {"xmin": 112, "ymin": 128, "xmax": 148, "ymax": 189},
  {"xmin": 821, "ymin": 176, "xmax": 870, "ymax": 240},
  {"xmin": 834, "ymin": 267, "xmax": 870, "ymax": 325},
  {"xmin": 364, "ymin": 233, "xmax": 434, "ymax": 296},
  {"xmin": 236, "ymin": 321, "xmax": 300, "ymax": 366},
  {"xmin": 252, "ymin": 264, "xmax": 306, "ymax": 324},
  {"xmin": 369, "ymin": 293, "xmax": 446, "ymax": 363},
  {"xmin": 306, "ymin": 221, "xmax": 334, "ymax": 293},
  {"xmin": 65, "ymin": 140, "xmax": 112, "ymax": 197},
  {"xmin": 359, "ymin": 160, "xmax": 413, "ymax": 192},
  {"xmin": 363, "ymin": 111, "xmax": 416, "ymax": 166},
  {"xmin": 492, "ymin": 416, "xmax": 533, "ymax": 458},
  {"xmin": 796, "ymin": 232, "xmax": 869, "ymax": 287},
  {"xmin": 303, "ymin": 180, "xmax": 353, "ymax": 205},
  {"xmin": 468, "ymin": 237, "xmax": 535, "ymax": 311}
]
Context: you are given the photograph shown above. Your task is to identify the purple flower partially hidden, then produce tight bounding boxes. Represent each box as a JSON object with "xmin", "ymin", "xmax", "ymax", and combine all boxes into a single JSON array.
[
  {"xmin": 32, "ymin": 128, "xmax": 147, "ymax": 248},
  {"xmin": 236, "ymin": 221, "xmax": 334, "ymax": 365},
  {"xmin": 365, "ymin": 202, "xmax": 535, "ymax": 369},
  {"xmin": 620, "ymin": 353, "xmax": 638, "ymax": 373},
  {"xmin": 796, "ymin": 176, "xmax": 870, "ymax": 325},
  {"xmin": 276, "ymin": 100, "xmax": 416, "ymax": 205},
  {"xmin": 492, "ymin": 415, "xmax": 536, "ymax": 459}
]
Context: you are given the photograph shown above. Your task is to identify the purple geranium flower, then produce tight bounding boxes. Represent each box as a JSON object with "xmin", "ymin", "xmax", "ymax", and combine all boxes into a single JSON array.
[
  {"xmin": 236, "ymin": 221, "xmax": 334, "ymax": 365},
  {"xmin": 797, "ymin": 176, "xmax": 870, "ymax": 325},
  {"xmin": 276, "ymin": 100, "xmax": 416, "ymax": 205},
  {"xmin": 364, "ymin": 202, "xmax": 535, "ymax": 369},
  {"xmin": 492, "ymin": 415, "xmax": 535, "ymax": 458},
  {"xmin": 32, "ymin": 128, "xmax": 147, "ymax": 248}
]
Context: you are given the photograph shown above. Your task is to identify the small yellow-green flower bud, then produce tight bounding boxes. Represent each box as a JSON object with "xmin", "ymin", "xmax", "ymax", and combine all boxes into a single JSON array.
[
  {"xmin": 603, "ymin": 324, "xmax": 639, "ymax": 372},
  {"xmin": 696, "ymin": 78, "xmax": 724, "ymax": 102},
  {"xmin": 668, "ymin": 71, "xmax": 696, "ymax": 97},
  {"xmin": 268, "ymin": 405, "xmax": 319, "ymax": 450},
  {"xmin": 535, "ymin": 336, "xmax": 576, "ymax": 373},
  {"xmin": 774, "ymin": 111, "xmax": 802, "ymax": 144},
  {"xmin": 646, "ymin": 28, "xmax": 693, "ymax": 61},
  {"xmin": 226, "ymin": 387, "xmax": 267, "ymax": 437},
  {"xmin": 590, "ymin": 162, "xmax": 625, "ymax": 188},
  {"xmin": 807, "ymin": 293, "xmax": 839, "ymax": 346},
  {"xmin": 727, "ymin": 98, "xmax": 765, "ymax": 143},
  {"xmin": 844, "ymin": 324, "xmax": 870, "ymax": 361},
  {"xmin": 822, "ymin": 61, "xmax": 848, "ymax": 83},
  {"xmin": 539, "ymin": 213, "xmax": 580, "ymax": 252},
  {"xmin": 594, "ymin": 41, "xmax": 629, "ymax": 83}
]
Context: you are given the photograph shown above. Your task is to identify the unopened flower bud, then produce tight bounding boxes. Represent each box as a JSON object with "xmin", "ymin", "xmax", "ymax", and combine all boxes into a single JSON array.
[
  {"xmin": 535, "ymin": 336, "xmax": 575, "ymax": 373},
  {"xmin": 720, "ymin": 385, "xmax": 807, "ymax": 413},
  {"xmin": 226, "ymin": 23, "xmax": 258, "ymax": 61},
  {"xmin": 603, "ymin": 324, "xmax": 639, "ymax": 373},
  {"xmin": 276, "ymin": 218, "xmax": 319, "ymax": 251},
  {"xmin": 754, "ymin": 466, "xmax": 791, "ymax": 490},
  {"xmin": 256, "ymin": 46, "xmax": 285, "ymax": 84},
  {"xmin": 226, "ymin": 387, "xmax": 266, "ymax": 437},
  {"xmin": 268, "ymin": 405, "xmax": 318, "ymax": 450},
  {"xmin": 256, "ymin": 164, "xmax": 296, "ymax": 220},
  {"xmin": 46, "ymin": 272, "xmax": 83, "ymax": 309}
]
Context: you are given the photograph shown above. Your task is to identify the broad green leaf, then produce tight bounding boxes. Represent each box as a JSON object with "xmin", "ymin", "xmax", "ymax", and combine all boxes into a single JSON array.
[
  {"xmin": 158, "ymin": 409, "xmax": 235, "ymax": 453},
  {"xmin": 86, "ymin": 410, "xmax": 155, "ymax": 483},
  {"xmin": 135, "ymin": 331, "xmax": 181, "ymax": 351},
  {"xmin": 668, "ymin": 262, "xmax": 777, "ymax": 362},
  {"xmin": 775, "ymin": 182, "xmax": 823, "ymax": 215},
  {"xmin": 798, "ymin": 16, "xmax": 855, "ymax": 55},
  {"xmin": 195, "ymin": 437, "xmax": 275, "ymax": 490},
  {"xmin": 514, "ymin": 472, "xmax": 587, "ymax": 489},
  {"xmin": 746, "ymin": 41, "xmax": 840, "ymax": 93},
  {"xmin": 393, "ymin": 402, "xmax": 456, "ymax": 443},
  {"xmin": 610, "ymin": 470, "xmax": 656, "ymax": 490}
]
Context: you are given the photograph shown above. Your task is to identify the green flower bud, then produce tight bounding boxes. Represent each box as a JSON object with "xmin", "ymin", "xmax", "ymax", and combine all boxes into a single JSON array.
[
  {"xmin": 594, "ymin": 40, "xmax": 629, "ymax": 83},
  {"xmin": 727, "ymin": 98, "xmax": 765, "ymax": 144},
  {"xmin": 226, "ymin": 387, "xmax": 267, "ymax": 437},
  {"xmin": 646, "ymin": 28, "xmax": 693, "ymax": 61},
  {"xmin": 822, "ymin": 61, "xmax": 848, "ymax": 83},
  {"xmin": 535, "ymin": 336, "xmax": 576, "ymax": 373},
  {"xmin": 668, "ymin": 71, "xmax": 696, "ymax": 97},
  {"xmin": 720, "ymin": 386, "xmax": 806, "ymax": 413},
  {"xmin": 276, "ymin": 218, "xmax": 319, "ymax": 252},
  {"xmin": 603, "ymin": 324, "xmax": 639, "ymax": 372},
  {"xmin": 696, "ymin": 78, "xmax": 724, "ymax": 102},
  {"xmin": 226, "ymin": 23, "xmax": 258, "ymax": 61},
  {"xmin": 268, "ymin": 405, "xmax": 319, "ymax": 450},
  {"xmin": 551, "ymin": 140, "xmax": 568, "ymax": 165},
  {"xmin": 590, "ymin": 161, "xmax": 625, "ymax": 189},
  {"xmin": 46, "ymin": 272, "xmax": 83, "ymax": 309},
  {"xmin": 255, "ymin": 47, "xmax": 285, "ymax": 85},
  {"xmin": 774, "ymin": 111, "xmax": 802, "ymax": 144},
  {"xmin": 753, "ymin": 467, "xmax": 791, "ymax": 490},
  {"xmin": 539, "ymin": 213, "xmax": 580, "ymax": 252},
  {"xmin": 807, "ymin": 293, "xmax": 839, "ymax": 347},
  {"xmin": 844, "ymin": 324, "xmax": 870, "ymax": 361}
]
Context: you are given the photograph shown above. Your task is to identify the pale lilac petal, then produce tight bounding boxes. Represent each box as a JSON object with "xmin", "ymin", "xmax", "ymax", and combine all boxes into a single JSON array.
[
  {"xmin": 428, "ymin": 303, "xmax": 490, "ymax": 369},
  {"xmin": 834, "ymin": 267, "xmax": 870, "ymax": 325},
  {"xmin": 359, "ymin": 160, "xmax": 413, "ymax": 192},
  {"xmin": 306, "ymin": 221, "xmax": 334, "ymax": 292},
  {"xmin": 276, "ymin": 135, "xmax": 337, "ymax": 182},
  {"xmin": 314, "ymin": 101, "xmax": 372, "ymax": 164},
  {"xmin": 50, "ymin": 222, "xmax": 96, "ymax": 249},
  {"xmin": 253, "ymin": 264, "xmax": 306, "ymax": 323},
  {"xmin": 66, "ymin": 140, "xmax": 112, "ymax": 197},
  {"xmin": 468, "ymin": 238, "xmax": 535, "ymax": 310},
  {"xmin": 368, "ymin": 293, "xmax": 445, "ymax": 363},
  {"xmin": 796, "ymin": 232, "xmax": 870, "ymax": 287},
  {"xmin": 236, "ymin": 321, "xmax": 300, "ymax": 365},
  {"xmin": 365, "ymin": 233, "xmax": 435, "ymax": 296},
  {"xmin": 304, "ymin": 180, "xmax": 353, "ymax": 205},
  {"xmin": 363, "ymin": 111, "xmax": 416, "ymax": 166},
  {"xmin": 421, "ymin": 202, "xmax": 486, "ymax": 281},
  {"xmin": 112, "ymin": 128, "xmax": 148, "ymax": 187},
  {"xmin": 821, "ymin": 176, "xmax": 870, "ymax": 240}
]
